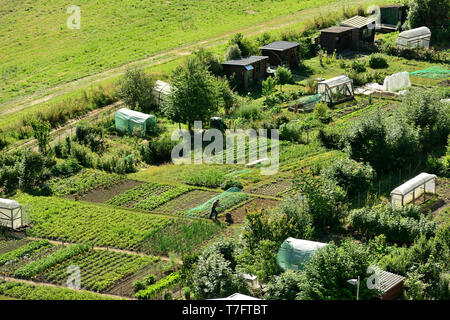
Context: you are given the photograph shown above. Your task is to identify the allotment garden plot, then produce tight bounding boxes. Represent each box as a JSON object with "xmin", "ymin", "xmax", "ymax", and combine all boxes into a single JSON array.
[{"xmin": 14, "ymin": 194, "xmax": 223, "ymax": 256}]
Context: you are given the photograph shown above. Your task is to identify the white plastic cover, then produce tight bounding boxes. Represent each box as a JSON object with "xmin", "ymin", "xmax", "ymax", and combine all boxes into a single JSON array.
[
  {"xmin": 383, "ymin": 71, "xmax": 411, "ymax": 92},
  {"xmin": 391, "ymin": 173, "xmax": 437, "ymax": 196},
  {"xmin": 397, "ymin": 27, "xmax": 431, "ymax": 48},
  {"xmin": 210, "ymin": 293, "xmax": 261, "ymax": 300},
  {"xmin": 0, "ymin": 198, "xmax": 20, "ymax": 209}
]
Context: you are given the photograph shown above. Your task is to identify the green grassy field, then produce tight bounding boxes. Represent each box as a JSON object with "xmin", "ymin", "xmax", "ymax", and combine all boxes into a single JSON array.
[{"xmin": 0, "ymin": 0, "xmax": 344, "ymax": 106}]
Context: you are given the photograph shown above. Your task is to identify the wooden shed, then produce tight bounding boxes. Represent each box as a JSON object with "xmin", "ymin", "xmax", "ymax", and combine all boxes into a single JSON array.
[
  {"xmin": 379, "ymin": 4, "xmax": 408, "ymax": 32},
  {"xmin": 260, "ymin": 41, "xmax": 300, "ymax": 69},
  {"xmin": 319, "ymin": 26, "xmax": 358, "ymax": 52},
  {"xmin": 222, "ymin": 56, "xmax": 269, "ymax": 90},
  {"xmin": 340, "ymin": 16, "xmax": 376, "ymax": 50}
]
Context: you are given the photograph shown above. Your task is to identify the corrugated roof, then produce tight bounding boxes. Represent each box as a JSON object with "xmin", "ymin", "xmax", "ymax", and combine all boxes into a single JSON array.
[
  {"xmin": 340, "ymin": 15, "xmax": 376, "ymax": 28},
  {"xmin": 260, "ymin": 41, "xmax": 300, "ymax": 51},
  {"xmin": 379, "ymin": 271, "xmax": 405, "ymax": 293},
  {"xmin": 222, "ymin": 56, "xmax": 268, "ymax": 66},
  {"xmin": 321, "ymin": 26, "xmax": 357, "ymax": 33}
]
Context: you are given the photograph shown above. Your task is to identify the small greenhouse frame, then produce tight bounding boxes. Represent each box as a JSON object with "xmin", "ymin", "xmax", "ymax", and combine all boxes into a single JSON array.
[
  {"xmin": 114, "ymin": 108, "xmax": 157, "ymax": 136},
  {"xmin": 390, "ymin": 173, "xmax": 437, "ymax": 207},
  {"xmin": 152, "ymin": 80, "xmax": 171, "ymax": 107},
  {"xmin": 0, "ymin": 198, "xmax": 30, "ymax": 230},
  {"xmin": 317, "ymin": 75, "xmax": 354, "ymax": 105},
  {"xmin": 397, "ymin": 27, "xmax": 431, "ymax": 49},
  {"xmin": 276, "ymin": 237, "xmax": 327, "ymax": 271}
]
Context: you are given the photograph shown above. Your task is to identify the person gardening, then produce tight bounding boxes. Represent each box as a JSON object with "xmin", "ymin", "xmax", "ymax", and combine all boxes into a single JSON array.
[{"xmin": 209, "ymin": 199, "xmax": 220, "ymax": 221}]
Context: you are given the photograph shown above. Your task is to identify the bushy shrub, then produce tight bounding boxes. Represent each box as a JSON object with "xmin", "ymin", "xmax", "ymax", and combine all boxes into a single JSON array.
[
  {"xmin": 233, "ymin": 104, "xmax": 262, "ymax": 121},
  {"xmin": 185, "ymin": 168, "xmax": 225, "ymax": 188},
  {"xmin": 133, "ymin": 274, "xmax": 157, "ymax": 292},
  {"xmin": 321, "ymin": 158, "xmax": 375, "ymax": 196},
  {"xmin": 140, "ymin": 135, "xmax": 177, "ymax": 165},
  {"xmin": 75, "ymin": 121, "xmax": 105, "ymax": 153},
  {"xmin": 221, "ymin": 178, "xmax": 243, "ymax": 190},
  {"xmin": 51, "ymin": 158, "xmax": 82, "ymax": 177},
  {"xmin": 279, "ymin": 122, "xmax": 303, "ymax": 143},
  {"xmin": 350, "ymin": 59, "xmax": 366, "ymax": 73},
  {"xmin": 265, "ymin": 270, "xmax": 304, "ymax": 300},
  {"xmin": 368, "ymin": 54, "xmax": 388, "ymax": 69},
  {"xmin": 318, "ymin": 127, "xmax": 343, "ymax": 149},
  {"xmin": 313, "ymin": 102, "xmax": 332, "ymax": 124},
  {"xmin": 349, "ymin": 205, "xmax": 436, "ymax": 245}
]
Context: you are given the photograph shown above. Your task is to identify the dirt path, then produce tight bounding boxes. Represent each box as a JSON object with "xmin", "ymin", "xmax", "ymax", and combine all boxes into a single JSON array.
[
  {"xmin": 0, "ymin": 276, "xmax": 130, "ymax": 300},
  {"xmin": 0, "ymin": 0, "xmax": 371, "ymax": 117}
]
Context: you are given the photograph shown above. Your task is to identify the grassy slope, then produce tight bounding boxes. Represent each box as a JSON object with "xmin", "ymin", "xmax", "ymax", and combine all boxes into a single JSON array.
[{"xmin": 0, "ymin": 0, "xmax": 340, "ymax": 105}]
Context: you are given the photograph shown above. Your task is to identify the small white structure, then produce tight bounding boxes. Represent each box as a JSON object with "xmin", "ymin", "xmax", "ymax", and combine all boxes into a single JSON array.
[
  {"xmin": 317, "ymin": 75, "xmax": 354, "ymax": 105},
  {"xmin": 383, "ymin": 71, "xmax": 411, "ymax": 92},
  {"xmin": 397, "ymin": 27, "xmax": 431, "ymax": 49},
  {"xmin": 242, "ymin": 273, "xmax": 260, "ymax": 289},
  {"xmin": 0, "ymin": 198, "xmax": 30, "ymax": 230},
  {"xmin": 152, "ymin": 80, "xmax": 171, "ymax": 106},
  {"xmin": 210, "ymin": 293, "xmax": 261, "ymax": 300},
  {"xmin": 391, "ymin": 172, "xmax": 437, "ymax": 207},
  {"xmin": 276, "ymin": 238, "xmax": 327, "ymax": 271}
]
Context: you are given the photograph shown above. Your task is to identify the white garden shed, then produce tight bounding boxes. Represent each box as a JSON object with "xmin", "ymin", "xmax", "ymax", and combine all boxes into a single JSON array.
[
  {"xmin": 390, "ymin": 173, "xmax": 437, "ymax": 207},
  {"xmin": 397, "ymin": 27, "xmax": 431, "ymax": 49},
  {"xmin": 0, "ymin": 198, "xmax": 30, "ymax": 230},
  {"xmin": 152, "ymin": 80, "xmax": 171, "ymax": 107}
]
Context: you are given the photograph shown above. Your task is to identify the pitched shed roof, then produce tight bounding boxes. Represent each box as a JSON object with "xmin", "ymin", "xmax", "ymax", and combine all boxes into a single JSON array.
[
  {"xmin": 340, "ymin": 15, "xmax": 376, "ymax": 28},
  {"xmin": 379, "ymin": 270, "xmax": 405, "ymax": 294},
  {"xmin": 260, "ymin": 41, "xmax": 300, "ymax": 51},
  {"xmin": 222, "ymin": 56, "xmax": 268, "ymax": 67},
  {"xmin": 320, "ymin": 26, "xmax": 357, "ymax": 33}
]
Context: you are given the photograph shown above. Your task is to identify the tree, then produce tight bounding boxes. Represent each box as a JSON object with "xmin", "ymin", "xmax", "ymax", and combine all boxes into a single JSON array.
[
  {"xmin": 194, "ymin": 48, "xmax": 223, "ymax": 76},
  {"xmin": 164, "ymin": 57, "xmax": 220, "ymax": 131},
  {"xmin": 275, "ymin": 67, "xmax": 293, "ymax": 92},
  {"xmin": 265, "ymin": 270, "xmax": 304, "ymax": 300},
  {"xmin": 216, "ymin": 78, "xmax": 237, "ymax": 114},
  {"xmin": 228, "ymin": 33, "xmax": 258, "ymax": 57},
  {"xmin": 262, "ymin": 76, "xmax": 276, "ymax": 97},
  {"xmin": 225, "ymin": 44, "xmax": 242, "ymax": 61},
  {"xmin": 190, "ymin": 250, "xmax": 248, "ymax": 299},
  {"xmin": 296, "ymin": 241, "xmax": 381, "ymax": 300},
  {"xmin": 119, "ymin": 68, "xmax": 156, "ymax": 113},
  {"xmin": 404, "ymin": 0, "xmax": 449, "ymax": 34},
  {"xmin": 31, "ymin": 119, "xmax": 51, "ymax": 154},
  {"xmin": 292, "ymin": 172, "xmax": 346, "ymax": 230},
  {"xmin": 16, "ymin": 149, "xmax": 48, "ymax": 191}
]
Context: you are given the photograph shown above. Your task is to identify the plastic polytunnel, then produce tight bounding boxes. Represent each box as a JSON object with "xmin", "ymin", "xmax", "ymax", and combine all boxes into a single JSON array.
[
  {"xmin": 276, "ymin": 237, "xmax": 327, "ymax": 271},
  {"xmin": 114, "ymin": 108, "xmax": 157, "ymax": 136},
  {"xmin": 391, "ymin": 172, "xmax": 437, "ymax": 207},
  {"xmin": 397, "ymin": 27, "xmax": 431, "ymax": 49}
]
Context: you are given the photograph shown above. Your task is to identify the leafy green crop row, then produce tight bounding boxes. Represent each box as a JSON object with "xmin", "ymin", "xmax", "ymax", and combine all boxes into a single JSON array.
[
  {"xmin": 14, "ymin": 244, "xmax": 91, "ymax": 279},
  {"xmin": 135, "ymin": 271, "xmax": 181, "ymax": 299},
  {"xmin": 185, "ymin": 191, "xmax": 251, "ymax": 218},
  {"xmin": 49, "ymin": 169, "xmax": 124, "ymax": 196},
  {"xmin": 0, "ymin": 280, "xmax": 118, "ymax": 300},
  {"xmin": 0, "ymin": 240, "xmax": 51, "ymax": 266},
  {"xmin": 106, "ymin": 182, "xmax": 192, "ymax": 212},
  {"xmin": 38, "ymin": 249, "xmax": 159, "ymax": 292}
]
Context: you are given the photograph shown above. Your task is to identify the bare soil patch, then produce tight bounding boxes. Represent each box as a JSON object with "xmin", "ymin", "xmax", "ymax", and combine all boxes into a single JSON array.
[
  {"xmin": 156, "ymin": 189, "xmax": 219, "ymax": 214},
  {"xmin": 219, "ymin": 197, "xmax": 280, "ymax": 225},
  {"xmin": 70, "ymin": 179, "xmax": 144, "ymax": 203}
]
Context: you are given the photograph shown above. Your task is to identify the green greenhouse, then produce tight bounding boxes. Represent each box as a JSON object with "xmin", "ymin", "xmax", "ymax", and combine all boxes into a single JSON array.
[
  {"xmin": 276, "ymin": 237, "xmax": 327, "ymax": 271},
  {"xmin": 114, "ymin": 108, "xmax": 157, "ymax": 136}
]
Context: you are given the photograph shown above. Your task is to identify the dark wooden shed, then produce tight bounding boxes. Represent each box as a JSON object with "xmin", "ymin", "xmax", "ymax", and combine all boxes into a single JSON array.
[
  {"xmin": 319, "ymin": 26, "xmax": 358, "ymax": 52},
  {"xmin": 222, "ymin": 56, "xmax": 269, "ymax": 90},
  {"xmin": 260, "ymin": 41, "xmax": 300, "ymax": 69},
  {"xmin": 340, "ymin": 16, "xmax": 376, "ymax": 50},
  {"xmin": 379, "ymin": 4, "xmax": 408, "ymax": 32}
]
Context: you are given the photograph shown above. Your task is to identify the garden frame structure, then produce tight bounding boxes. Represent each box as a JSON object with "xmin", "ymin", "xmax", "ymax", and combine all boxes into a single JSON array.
[
  {"xmin": 316, "ymin": 75, "xmax": 354, "ymax": 105},
  {"xmin": 397, "ymin": 27, "xmax": 431, "ymax": 49},
  {"xmin": 390, "ymin": 172, "xmax": 437, "ymax": 207},
  {"xmin": 0, "ymin": 198, "xmax": 30, "ymax": 230}
]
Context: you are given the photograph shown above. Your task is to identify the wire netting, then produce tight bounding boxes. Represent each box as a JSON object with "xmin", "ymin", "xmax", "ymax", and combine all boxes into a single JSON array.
[
  {"xmin": 410, "ymin": 66, "xmax": 450, "ymax": 79},
  {"xmin": 184, "ymin": 187, "xmax": 250, "ymax": 218}
]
